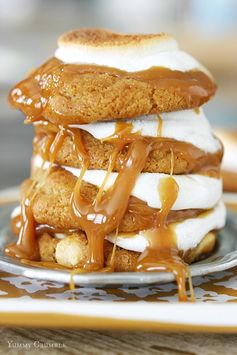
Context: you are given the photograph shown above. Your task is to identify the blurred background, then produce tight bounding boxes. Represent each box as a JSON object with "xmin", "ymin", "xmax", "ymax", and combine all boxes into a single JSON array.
[{"xmin": 0, "ymin": 0, "xmax": 237, "ymax": 189}]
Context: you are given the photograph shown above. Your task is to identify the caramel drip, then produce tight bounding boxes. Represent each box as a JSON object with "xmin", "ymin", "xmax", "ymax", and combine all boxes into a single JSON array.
[
  {"xmin": 170, "ymin": 148, "xmax": 174, "ymax": 176},
  {"xmin": 136, "ymin": 176, "xmax": 191, "ymax": 301},
  {"xmin": 157, "ymin": 115, "xmax": 163, "ymax": 136},
  {"xmin": 6, "ymin": 195, "xmax": 39, "ymax": 260},
  {"xmin": 6, "ymin": 51, "xmax": 220, "ymax": 303},
  {"xmin": 100, "ymin": 122, "xmax": 221, "ymax": 176},
  {"xmin": 33, "ymin": 120, "xmax": 89, "ymax": 165},
  {"xmin": 6, "ymin": 121, "xmax": 89, "ymax": 260},
  {"xmin": 11, "ymin": 119, "xmax": 208, "ymax": 246},
  {"xmin": 11, "ymin": 214, "xmax": 22, "ymax": 236},
  {"xmin": 108, "ymin": 227, "xmax": 118, "ymax": 270},
  {"xmin": 125, "ymin": 198, "xmax": 204, "ymax": 232},
  {"xmin": 40, "ymin": 133, "xmax": 55, "ymax": 161},
  {"xmin": 9, "ymin": 59, "xmax": 61, "ymax": 121},
  {"xmin": 11, "ymin": 199, "xmax": 205, "ymax": 238},
  {"xmin": 34, "ymin": 121, "xmax": 222, "ymax": 176},
  {"xmin": 95, "ymin": 148, "xmax": 118, "ymax": 204},
  {"xmin": 101, "ymin": 121, "xmax": 140, "ymax": 149},
  {"xmin": 71, "ymin": 139, "xmax": 152, "ymax": 271},
  {"xmin": 8, "ymin": 114, "xmax": 212, "ymax": 301},
  {"xmin": 9, "ymin": 58, "xmax": 216, "ymax": 122},
  {"xmin": 49, "ymin": 128, "xmax": 67, "ymax": 163},
  {"xmin": 136, "ymin": 151, "xmax": 193, "ymax": 301},
  {"xmin": 8, "ymin": 147, "xmax": 58, "ymax": 260}
]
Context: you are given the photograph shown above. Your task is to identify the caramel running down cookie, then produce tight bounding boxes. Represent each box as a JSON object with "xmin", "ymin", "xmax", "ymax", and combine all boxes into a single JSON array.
[
  {"xmin": 15, "ymin": 169, "xmax": 207, "ymax": 233},
  {"xmin": 7, "ymin": 28, "xmax": 226, "ymax": 302},
  {"xmin": 9, "ymin": 29, "xmax": 216, "ymax": 124},
  {"xmin": 37, "ymin": 231, "xmax": 217, "ymax": 271},
  {"xmin": 33, "ymin": 130, "xmax": 222, "ymax": 175}
]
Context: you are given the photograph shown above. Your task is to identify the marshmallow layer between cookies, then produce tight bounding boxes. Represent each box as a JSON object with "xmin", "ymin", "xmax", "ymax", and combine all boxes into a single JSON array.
[
  {"xmin": 33, "ymin": 154, "xmax": 222, "ymax": 210},
  {"xmin": 106, "ymin": 200, "xmax": 226, "ymax": 252},
  {"xmin": 69, "ymin": 109, "xmax": 220, "ymax": 154},
  {"xmin": 11, "ymin": 200, "xmax": 225, "ymax": 253}
]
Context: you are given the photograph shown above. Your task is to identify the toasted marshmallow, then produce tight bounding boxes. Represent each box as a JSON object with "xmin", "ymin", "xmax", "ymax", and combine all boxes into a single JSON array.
[
  {"xmin": 69, "ymin": 108, "xmax": 221, "ymax": 154},
  {"xmin": 55, "ymin": 28, "xmax": 209, "ymax": 73},
  {"xmin": 106, "ymin": 200, "xmax": 226, "ymax": 252},
  {"xmin": 33, "ymin": 155, "xmax": 223, "ymax": 210}
]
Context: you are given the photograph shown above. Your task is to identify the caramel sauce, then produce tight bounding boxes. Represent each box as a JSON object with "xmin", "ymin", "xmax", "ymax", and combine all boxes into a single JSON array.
[
  {"xmin": 8, "ymin": 58, "xmax": 216, "ymax": 123},
  {"xmin": 11, "ymin": 214, "xmax": 22, "ymax": 236},
  {"xmin": 101, "ymin": 121, "xmax": 141, "ymax": 148},
  {"xmin": 71, "ymin": 138, "xmax": 152, "ymax": 271},
  {"xmin": 101, "ymin": 122, "xmax": 221, "ymax": 176},
  {"xmin": 34, "ymin": 120, "xmax": 222, "ymax": 176},
  {"xmin": 11, "ymin": 198, "xmax": 205, "ymax": 238},
  {"xmin": 136, "ymin": 176, "xmax": 192, "ymax": 301},
  {"xmin": 157, "ymin": 115, "xmax": 163, "ymax": 136},
  {"xmin": 136, "ymin": 151, "xmax": 194, "ymax": 301},
  {"xmin": 6, "ymin": 121, "xmax": 88, "ymax": 261},
  {"xmin": 124, "ymin": 198, "xmax": 204, "ymax": 232},
  {"xmin": 6, "ymin": 195, "xmax": 39, "ymax": 260},
  {"xmin": 27, "ymin": 120, "xmax": 197, "ymax": 299},
  {"xmin": 94, "ymin": 148, "xmax": 119, "ymax": 205},
  {"xmin": 7, "ymin": 70, "xmax": 217, "ymax": 301}
]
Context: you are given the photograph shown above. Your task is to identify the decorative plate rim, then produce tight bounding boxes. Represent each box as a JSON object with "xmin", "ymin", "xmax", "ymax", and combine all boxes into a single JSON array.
[
  {"xmin": 0, "ymin": 187, "xmax": 237, "ymax": 286},
  {"xmin": 1, "ymin": 187, "xmax": 237, "ymax": 330}
]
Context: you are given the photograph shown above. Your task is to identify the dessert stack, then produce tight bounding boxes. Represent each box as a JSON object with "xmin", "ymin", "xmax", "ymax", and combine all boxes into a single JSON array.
[{"xmin": 7, "ymin": 29, "xmax": 225, "ymax": 300}]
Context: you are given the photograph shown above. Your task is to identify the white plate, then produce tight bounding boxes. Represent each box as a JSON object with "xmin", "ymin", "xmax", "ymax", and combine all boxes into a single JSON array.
[{"xmin": 1, "ymin": 187, "xmax": 237, "ymax": 331}]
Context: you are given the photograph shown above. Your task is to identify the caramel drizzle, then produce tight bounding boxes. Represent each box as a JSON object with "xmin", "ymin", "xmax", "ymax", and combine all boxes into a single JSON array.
[
  {"xmin": 136, "ymin": 152, "xmax": 194, "ymax": 301},
  {"xmin": 8, "ymin": 58, "xmax": 216, "ymax": 123},
  {"xmin": 6, "ymin": 194, "xmax": 39, "ymax": 260},
  {"xmin": 8, "ymin": 119, "xmax": 201, "ymax": 300},
  {"xmin": 157, "ymin": 115, "xmax": 163, "ymax": 136},
  {"xmin": 71, "ymin": 138, "xmax": 152, "ymax": 271},
  {"xmin": 34, "ymin": 120, "xmax": 222, "ymax": 176},
  {"xmin": 11, "ymin": 199, "xmax": 205, "ymax": 238},
  {"xmin": 6, "ymin": 121, "xmax": 88, "ymax": 260},
  {"xmin": 94, "ymin": 148, "xmax": 119, "ymax": 205}
]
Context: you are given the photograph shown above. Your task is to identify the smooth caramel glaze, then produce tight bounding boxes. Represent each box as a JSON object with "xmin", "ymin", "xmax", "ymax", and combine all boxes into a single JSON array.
[{"xmin": 9, "ymin": 58, "xmax": 216, "ymax": 124}]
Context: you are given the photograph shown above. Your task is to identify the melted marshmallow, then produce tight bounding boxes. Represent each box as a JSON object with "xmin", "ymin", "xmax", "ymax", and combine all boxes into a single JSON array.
[
  {"xmin": 106, "ymin": 200, "xmax": 226, "ymax": 252},
  {"xmin": 33, "ymin": 155, "xmax": 223, "ymax": 210},
  {"xmin": 69, "ymin": 109, "xmax": 221, "ymax": 153},
  {"xmin": 11, "ymin": 200, "xmax": 226, "ymax": 253}
]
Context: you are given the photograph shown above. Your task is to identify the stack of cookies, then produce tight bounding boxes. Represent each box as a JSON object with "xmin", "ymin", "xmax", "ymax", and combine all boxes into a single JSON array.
[{"xmin": 7, "ymin": 29, "xmax": 225, "ymax": 300}]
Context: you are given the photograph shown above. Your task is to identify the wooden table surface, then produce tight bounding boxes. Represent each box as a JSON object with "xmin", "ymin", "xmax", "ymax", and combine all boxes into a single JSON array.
[{"xmin": 1, "ymin": 327, "xmax": 237, "ymax": 354}]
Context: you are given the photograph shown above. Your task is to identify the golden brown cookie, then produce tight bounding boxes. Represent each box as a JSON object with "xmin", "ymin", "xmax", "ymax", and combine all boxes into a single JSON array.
[
  {"xmin": 9, "ymin": 59, "xmax": 216, "ymax": 125},
  {"xmin": 20, "ymin": 169, "xmax": 203, "ymax": 233},
  {"xmin": 33, "ymin": 129, "xmax": 222, "ymax": 174},
  {"xmin": 41, "ymin": 64, "xmax": 216, "ymax": 124},
  {"xmin": 38, "ymin": 231, "xmax": 217, "ymax": 271}
]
